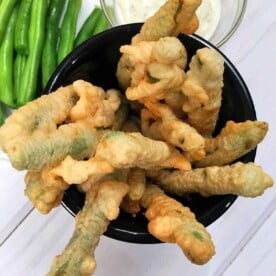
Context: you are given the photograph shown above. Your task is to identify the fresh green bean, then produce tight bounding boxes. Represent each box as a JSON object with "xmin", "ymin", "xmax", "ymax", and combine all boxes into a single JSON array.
[
  {"xmin": 14, "ymin": 53, "xmax": 26, "ymax": 98},
  {"xmin": 74, "ymin": 6, "xmax": 102, "ymax": 47},
  {"xmin": 14, "ymin": 0, "xmax": 32, "ymax": 55},
  {"xmin": 0, "ymin": 103, "xmax": 5, "ymax": 126},
  {"xmin": 57, "ymin": 0, "xmax": 82, "ymax": 64},
  {"xmin": 17, "ymin": 0, "xmax": 48, "ymax": 106},
  {"xmin": 0, "ymin": 0, "xmax": 18, "ymax": 45},
  {"xmin": 42, "ymin": 0, "xmax": 67, "ymax": 88},
  {"xmin": 91, "ymin": 11, "xmax": 108, "ymax": 36},
  {"xmin": 0, "ymin": 6, "xmax": 18, "ymax": 107}
]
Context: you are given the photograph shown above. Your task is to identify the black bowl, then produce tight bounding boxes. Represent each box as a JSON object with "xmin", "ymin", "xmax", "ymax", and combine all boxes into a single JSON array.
[{"xmin": 45, "ymin": 23, "xmax": 256, "ymax": 244}]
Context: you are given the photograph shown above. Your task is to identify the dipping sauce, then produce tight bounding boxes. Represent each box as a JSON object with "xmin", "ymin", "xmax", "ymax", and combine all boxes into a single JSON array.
[{"xmin": 115, "ymin": 0, "xmax": 221, "ymax": 40}]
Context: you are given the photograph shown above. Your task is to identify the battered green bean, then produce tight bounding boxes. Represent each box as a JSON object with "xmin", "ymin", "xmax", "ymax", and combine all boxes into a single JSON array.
[
  {"xmin": 0, "ymin": 6, "xmax": 18, "ymax": 107},
  {"xmin": 17, "ymin": 0, "xmax": 48, "ymax": 106},
  {"xmin": 154, "ymin": 162, "xmax": 273, "ymax": 198},
  {"xmin": 57, "ymin": 0, "xmax": 82, "ymax": 64},
  {"xmin": 0, "ymin": 0, "xmax": 18, "ymax": 45},
  {"xmin": 24, "ymin": 170, "xmax": 67, "ymax": 214},
  {"xmin": 14, "ymin": 0, "xmax": 32, "ymax": 55},
  {"xmin": 47, "ymin": 181, "xmax": 128, "ymax": 276},
  {"xmin": 4, "ymin": 121, "xmax": 107, "ymax": 170},
  {"xmin": 42, "ymin": 0, "xmax": 67, "ymax": 88}
]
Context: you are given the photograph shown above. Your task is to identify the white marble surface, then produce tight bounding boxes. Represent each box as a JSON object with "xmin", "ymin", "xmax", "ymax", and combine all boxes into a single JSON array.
[{"xmin": 0, "ymin": 0, "xmax": 276, "ymax": 275}]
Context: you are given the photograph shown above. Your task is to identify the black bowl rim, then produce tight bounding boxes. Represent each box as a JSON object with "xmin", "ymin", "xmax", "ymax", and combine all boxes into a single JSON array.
[{"xmin": 44, "ymin": 23, "xmax": 256, "ymax": 244}]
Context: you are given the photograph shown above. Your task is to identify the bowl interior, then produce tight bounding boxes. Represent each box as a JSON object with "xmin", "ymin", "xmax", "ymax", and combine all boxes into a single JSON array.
[
  {"xmin": 100, "ymin": 0, "xmax": 247, "ymax": 47},
  {"xmin": 45, "ymin": 23, "xmax": 256, "ymax": 244}
]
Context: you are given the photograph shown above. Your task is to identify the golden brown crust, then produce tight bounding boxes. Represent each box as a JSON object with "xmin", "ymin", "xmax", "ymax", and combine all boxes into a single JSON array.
[
  {"xmin": 182, "ymin": 48, "xmax": 225, "ymax": 136},
  {"xmin": 47, "ymin": 181, "xmax": 129, "ymax": 276},
  {"xmin": 195, "ymin": 120, "xmax": 269, "ymax": 167},
  {"xmin": 24, "ymin": 170, "xmax": 67, "ymax": 214},
  {"xmin": 154, "ymin": 162, "xmax": 273, "ymax": 197},
  {"xmin": 141, "ymin": 184, "xmax": 215, "ymax": 264},
  {"xmin": 136, "ymin": 0, "xmax": 202, "ymax": 42}
]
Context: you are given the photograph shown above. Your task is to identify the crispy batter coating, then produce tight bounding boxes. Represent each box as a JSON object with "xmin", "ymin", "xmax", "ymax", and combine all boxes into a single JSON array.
[
  {"xmin": 142, "ymin": 101, "xmax": 205, "ymax": 160},
  {"xmin": 154, "ymin": 162, "xmax": 273, "ymax": 197},
  {"xmin": 116, "ymin": 0, "xmax": 201, "ymax": 89},
  {"xmin": 127, "ymin": 167, "xmax": 146, "ymax": 201},
  {"xmin": 48, "ymin": 155, "xmax": 114, "ymax": 185},
  {"xmin": 116, "ymin": 54, "xmax": 134, "ymax": 91},
  {"xmin": 119, "ymin": 41, "xmax": 156, "ymax": 66},
  {"xmin": 111, "ymin": 96, "xmax": 129, "ymax": 131},
  {"xmin": 4, "ymin": 120, "xmax": 105, "ymax": 170},
  {"xmin": 77, "ymin": 168, "xmax": 130, "ymax": 194},
  {"xmin": 140, "ymin": 184, "xmax": 215, "ymax": 265},
  {"xmin": 194, "ymin": 120, "xmax": 268, "ymax": 167},
  {"xmin": 47, "ymin": 180, "xmax": 129, "ymax": 276},
  {"xmin": 120, "ymin": 197, "xmax": 141, "ymax": 216},
  {"xmin": 119, "ymin": 37, "xmax": 187, "ymax": 98},
  {"xmin": 164, "ymin": 90, "xmax": 187, "ymax": 118},
  {"xmin": 70, "ymin": 80, "xmax": 121, "ymax": 127},
  {"xmin": 182, "ymin": 48, "xmax": 224, "ymax": 136},
  {"xmin": 0, "ymin": 84, "xmax": 78, "ymax": 146},
  {"xmin": 126, "ymin": 62, "xmax": 185, "ymax": 101},
  {"xmin": 121, "ymin": 37, "xmax": 187, "ymax": 67},
  {"xmin": 133, "ymin": 0, "xmax": 202, "ymax": 43},
  {"xmin": 24, "ymin": 170, "xmax": 68, "ymax": 214},
  {"xmin": 141, "ymin": 107, "xmax": 163, "ymax": 139},
  {"xmin": 172, "ymin": 0, "xmax": 202, "ymax": 36},
  {"xmin": 94, "ymin": 131, "xmax": 191, "ymax": 171},
  {"xmin": 121, "ymin": 167, "xmax": 146, "ymax": 215}
]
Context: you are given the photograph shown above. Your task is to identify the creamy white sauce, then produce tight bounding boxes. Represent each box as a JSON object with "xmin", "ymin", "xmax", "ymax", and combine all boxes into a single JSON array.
[
  {"xmin": 196, "ymin": 0, "xmax": 221, "ymax": 39},
  {"xmin": 114, "ymin": 0, "xmax": 221, "ymax": 40}
]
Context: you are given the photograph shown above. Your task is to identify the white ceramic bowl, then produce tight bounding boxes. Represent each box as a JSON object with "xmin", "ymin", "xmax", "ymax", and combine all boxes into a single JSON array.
[{"xmin": 100, "ymin": 0, "xmax": 247, "ymax": 47}]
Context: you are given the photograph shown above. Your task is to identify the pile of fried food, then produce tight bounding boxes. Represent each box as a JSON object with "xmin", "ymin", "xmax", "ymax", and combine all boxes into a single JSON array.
[{"xmin": 0, "ymin": 0, "xmax": 273, "ymax": 275}]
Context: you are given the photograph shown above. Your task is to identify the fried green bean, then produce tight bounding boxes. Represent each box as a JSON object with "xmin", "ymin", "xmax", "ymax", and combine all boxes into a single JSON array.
[
  {"xmin": 4, "ymin": 120, "xmax": 106, "ymax": 170},
  {"xmin": 111, "ymin": 96, "xmax": 129, "ymax": 130},
  {"xmin": 127, "ymin": 167, "xmax": 146, "ymax": 201},
  {"xmin": 133, "ymin": 0, "xmax": 202, "ymax": 43},
  {"xmin": 47, "ymin": 180, "xmax": 128, "ymax": 276},
  {"xmin": 24, "ymin": 170, "xmax": 68, "ymax": 214},
  {"xmin": 94, "ymin": 131, "xmax": 191, "ymax": 171},
  {"xmin": 154, "ymin": 162, "xmax": 273, "ymax": 197},
  {"xmin": 181, "ymin": 48, "xmax": 225, "ymax": 136},
  {"xmin": 120, "ymin": 168, "xmax": 146, "ymax": 215},
  {"xmin": 194, "ymin": 120, "xmax": 268, "ymax": 167},
  {"xmin": 0, "ymin": 84, "xmax": 78, "ymax": 146},
  {"xmin": 48, "ymin": 155, "xmax": 114, "ymax": 185},
  {"xmin": 140, "ymin": 184, "xmax": 215, "ymax": 265}
]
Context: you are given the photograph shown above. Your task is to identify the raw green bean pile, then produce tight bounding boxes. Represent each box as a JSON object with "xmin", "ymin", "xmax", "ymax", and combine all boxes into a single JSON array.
[{"xmin": 0, "ymin": 0, "xmax": 109, "ymax": 124}]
